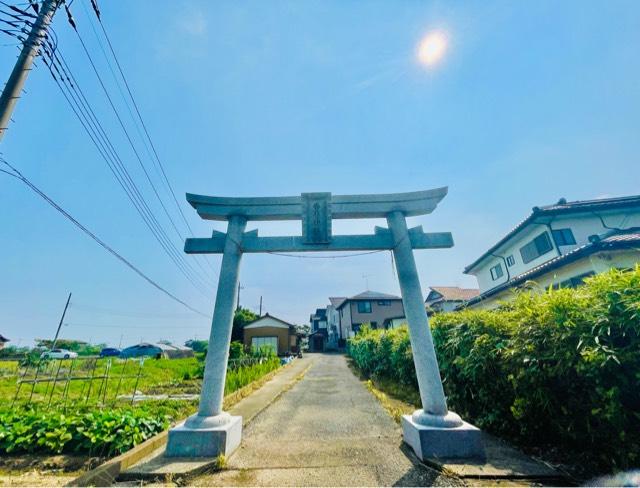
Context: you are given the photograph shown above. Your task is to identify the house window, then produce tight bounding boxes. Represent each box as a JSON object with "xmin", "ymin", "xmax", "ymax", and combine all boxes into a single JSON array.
[
  {"xmin": 490, "ymin": 263, "xmax": 504, "ymax": 281},
  {"xmin": 520, "ymin": 232, "xmax": 553, "ymax": 264},
  {"xmin": 552, "ymin": 228, "xmax": 576, "ymax": 246},
  {"xmin": 506, "ymin": 255, "xmax": 515, "ymax": 267},
  {"xmin": 377, "ymin": 300, "xmax": 391, "ymax": 306},
  {"xmin": 558, "ymin": 271, "xmax": 595, "ymax": 289},
  {"xmin": 357, "ymin": 301, "xmax": 372, "ymax": 313}
]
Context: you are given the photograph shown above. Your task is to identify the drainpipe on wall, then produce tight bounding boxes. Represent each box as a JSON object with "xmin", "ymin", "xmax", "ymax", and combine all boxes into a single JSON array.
[{"xmin": 490, "ymin": 253, "xmax": 511, "ymax": 283}]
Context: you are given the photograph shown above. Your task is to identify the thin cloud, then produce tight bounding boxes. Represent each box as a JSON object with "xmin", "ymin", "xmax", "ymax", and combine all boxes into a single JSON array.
[{"xmin": 178, "ymin": 8, "xmax": 208, "ymax": 38}]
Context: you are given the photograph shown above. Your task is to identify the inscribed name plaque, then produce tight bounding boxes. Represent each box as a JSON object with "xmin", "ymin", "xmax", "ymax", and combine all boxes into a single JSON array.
[{"xmin": 302, "ymin": 192, "xmax": 332, "ymax": 244}]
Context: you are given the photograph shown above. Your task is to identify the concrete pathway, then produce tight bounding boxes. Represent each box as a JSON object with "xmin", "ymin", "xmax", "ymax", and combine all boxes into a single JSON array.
[{"xmin": 192, "ymin": 353, "xmax": 461, "ymax": 487}]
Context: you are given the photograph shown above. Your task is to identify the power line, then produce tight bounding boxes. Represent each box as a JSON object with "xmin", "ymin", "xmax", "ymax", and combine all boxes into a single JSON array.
[
  {"xmin": 0, "ymin": 8, "xmax": 213, "ymax": 296},
  {"xmin": 80, "ymin": 0, "xmax": 216, "ymax": 276},
  {"xmin": 64, "ymin": 322, "xmax": 206, "ymax": 330},
  {"xmin": 0, "ymin": 156, "xmax": 209, "ymax": 318},
  {"xmin": 38, "ymin": 37, "xmax": 213, "ymax": 297},
  {"xmin": 66, "ymin": 13, "xmax": 215, "ymax": 288},
  {"xmin": 69, "ymin": 303, "xmax": 203, "ymax": 319}
]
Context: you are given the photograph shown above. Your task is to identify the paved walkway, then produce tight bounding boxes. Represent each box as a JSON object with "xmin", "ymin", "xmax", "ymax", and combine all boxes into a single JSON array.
[{"xmin": 192, "ymin": 353, "xmax": 461, "ymax": 487}]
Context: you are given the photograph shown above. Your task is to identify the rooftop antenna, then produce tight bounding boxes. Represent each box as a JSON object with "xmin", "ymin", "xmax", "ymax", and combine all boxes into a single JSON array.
[{"xmin": 362, "ymin": 274, "xmax": 372, "ymax": 290}]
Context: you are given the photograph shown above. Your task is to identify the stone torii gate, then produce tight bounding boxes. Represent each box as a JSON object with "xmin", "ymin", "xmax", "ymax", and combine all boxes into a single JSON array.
[{"xmin": 166, "ymin": 188, "xmax": 484, "ymax": 461}]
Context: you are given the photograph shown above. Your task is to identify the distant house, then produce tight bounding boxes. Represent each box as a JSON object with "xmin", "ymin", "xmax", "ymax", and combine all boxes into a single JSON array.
[
  {"xmin": 120, "ymin": 342, "xmax": 194, "ymax": 359},
  {"xmin": 243, "ymin": 314, "xmax": 300, "ymax": 356},
  {"xmin": 425, "ymin": 286, "xmax": 479, "ymax": 314},
  {"xmin": 0, "ymin": 334, "xmax": 9, "ymax": 350},
  {"xmin": 463, "ymin": 195, "xmax": 640, "ymax": 309},
  {"xmin": 309, "ymin": 308, "xmax": 328, "ymax": 352},
  {"xmin": 336, "ymin": 291, "xmax": 405, "ymax": 337}
]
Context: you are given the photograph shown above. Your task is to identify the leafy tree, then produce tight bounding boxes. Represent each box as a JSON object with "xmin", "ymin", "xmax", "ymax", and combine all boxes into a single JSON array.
[
  {"xmin": 0, "ymin": 345, "xmax": 30, "ymax": 359},
  {"xmin": 35, "ymin": 339, "xmax": 105, "ymax": 356},
  {"xmin": 231, "ymin": 307, "xmax": 258, "ymax": 342}
]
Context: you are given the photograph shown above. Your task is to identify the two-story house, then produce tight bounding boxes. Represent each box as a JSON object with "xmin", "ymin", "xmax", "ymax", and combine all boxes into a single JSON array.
[
  {"xmin": 308, "ymin": 308, "xmax": 328, "ymax": 351},
  {"xmin": 463, "ymin": 195, "xmax": 640, "ymax": 309},
  {"xmin": 336, "ymin": 291, "xmax": 405, "ymax": 337}
]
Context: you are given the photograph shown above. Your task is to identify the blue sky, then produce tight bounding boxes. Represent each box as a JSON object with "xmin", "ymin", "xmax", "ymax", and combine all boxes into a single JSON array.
[{"xmin": 1, "ymin": 0, "xmax": 639, "ymax": 348}]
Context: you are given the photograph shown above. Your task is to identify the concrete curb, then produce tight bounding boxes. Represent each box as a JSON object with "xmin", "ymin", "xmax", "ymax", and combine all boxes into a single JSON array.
[{"xmin": 67, "ymin": 358, "xmax": 312, "ymax": 487}]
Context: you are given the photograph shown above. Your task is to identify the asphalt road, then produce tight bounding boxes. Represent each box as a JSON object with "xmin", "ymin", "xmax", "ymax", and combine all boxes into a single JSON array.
[{"xmin": 193, "ymin": 353, "xmax": 462, "ymax": 487}]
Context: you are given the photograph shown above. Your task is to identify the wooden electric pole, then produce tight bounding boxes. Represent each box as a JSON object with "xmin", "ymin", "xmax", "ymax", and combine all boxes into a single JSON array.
[
  {"xmin": 51, "ymin": 292, "xmax": 71, "ymax": 350},
  {"xmin": 0, "ymin": 0, "xmax": 59, "ymax": 142}
]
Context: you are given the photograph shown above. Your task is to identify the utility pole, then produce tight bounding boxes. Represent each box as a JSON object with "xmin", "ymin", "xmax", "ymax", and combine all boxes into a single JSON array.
[
  {"xmin": 51, "ymin": 292, "xmax": 71, "ymax": 350},
  {"xmin": 0, "ymin": 0, "xmax": 59, "ymax": 142},
  {"xmin": 259, "ymin": 296, "xmax": 262, "ymax": 316},
  {"xmin": 236, "ymin": 282, "xmax": 244, "ymax": 311}
]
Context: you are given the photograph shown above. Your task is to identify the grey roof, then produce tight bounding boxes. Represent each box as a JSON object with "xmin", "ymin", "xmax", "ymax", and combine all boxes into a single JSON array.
[
  {"xmin": 328, "ymin": 297, "xmax": 347, "ymax": 308},
  {"xmin": 0, "ymin": 334, "xmax": 9, "ymax": 342},
  {"xmin": 351, "ymin": 291, "xmax": 401, "ymax": 300},
  {"xmin": 464, "ymin": 230, "xmax": 640, "ymax": 307},
  {"xmin": 464, "ymin": 194, "xmax": 640, "ymax": 274},
  {"xmin": 336, "ymin": 291, "xmax": 401, "ymax": 309}
]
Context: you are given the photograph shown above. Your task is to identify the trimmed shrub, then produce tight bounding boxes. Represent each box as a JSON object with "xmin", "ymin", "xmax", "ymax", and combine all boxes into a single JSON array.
[{"xmin": 347, "ymin": 267, "xmax": 640, "ymax": 472}]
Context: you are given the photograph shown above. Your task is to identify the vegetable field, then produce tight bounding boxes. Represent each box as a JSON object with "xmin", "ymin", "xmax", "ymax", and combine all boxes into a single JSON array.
[{"xmin": 0, "ymin": 353, "xmax": 281, "ymax": 456}]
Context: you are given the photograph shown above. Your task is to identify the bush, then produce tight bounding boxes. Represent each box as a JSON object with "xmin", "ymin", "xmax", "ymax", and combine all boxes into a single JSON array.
[{"xmin": 347, "ymin": 267, "xmax": 640, "ymax": 472}]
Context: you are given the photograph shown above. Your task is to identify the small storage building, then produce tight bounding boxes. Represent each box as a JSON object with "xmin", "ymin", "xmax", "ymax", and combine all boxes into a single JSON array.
[{"xmin": 242, "ymin": 314, "xmax": 300, "ymax": 356}]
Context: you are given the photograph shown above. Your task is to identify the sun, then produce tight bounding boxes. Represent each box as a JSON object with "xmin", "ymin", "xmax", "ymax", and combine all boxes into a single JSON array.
[{"xmin": 417, "ymin": 31, "xmax": 448, "ymax": 67}]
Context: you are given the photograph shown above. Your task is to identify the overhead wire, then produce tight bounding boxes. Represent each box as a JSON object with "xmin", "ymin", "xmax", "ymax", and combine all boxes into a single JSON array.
[
  {"xmin": 80, "ymin": 0, "xmax": 216, "ymax": 276},
  {"xmin": 0, "ymin": 156, "xmax": 209, "ymax": 318},
  {"xmin": 0, "ymin": 6, "xmax": 214, "ymax": 295},
  {"xmin": 63, "ymin": 7, "xmax": 215, "ymax": 288},
  {"xmin": 38, "ymin": 39, "xmax": 212, "ymax": 298}
]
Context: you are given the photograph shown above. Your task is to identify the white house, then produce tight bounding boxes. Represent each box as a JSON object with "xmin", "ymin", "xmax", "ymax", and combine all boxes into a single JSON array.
[{"xmin": 463, "ymin": 195, "xmax": 640, "ymax": 309}]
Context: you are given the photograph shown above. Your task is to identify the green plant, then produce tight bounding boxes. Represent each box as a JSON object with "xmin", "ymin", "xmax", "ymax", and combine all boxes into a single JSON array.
[
  {"xmin": 347, "ymin": 267, "xmax": 640, "ymax": 473},
  {"xmin": 0, "ymin": 401, "xmax": 191, "ymax": 456}
]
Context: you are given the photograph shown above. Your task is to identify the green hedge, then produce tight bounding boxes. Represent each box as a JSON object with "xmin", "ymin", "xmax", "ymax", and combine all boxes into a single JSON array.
[{"xmin": 348, "ymin": 267, "xmax": 640, "ymax": 471}]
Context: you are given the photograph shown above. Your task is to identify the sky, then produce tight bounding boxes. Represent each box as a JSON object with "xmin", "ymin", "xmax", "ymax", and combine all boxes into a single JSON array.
[{"xmin": 1, "ymin": 0, "xmax": 639, "ymax": 348}]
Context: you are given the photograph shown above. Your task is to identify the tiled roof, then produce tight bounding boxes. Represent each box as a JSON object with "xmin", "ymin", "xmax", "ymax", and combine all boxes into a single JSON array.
[
  {"xmin": 336, "ymin": 290, "xmax": 402, "ymax": 309},
  {"xmin": 429, "ymin": 286, "xmax": 479, "ymax": 301},
  {"xmin": 350, "ymin": 291, "xmax": 401, "ymax": 300},
  {"xmin": 464, "ymin": 230, "xmax": 640, "ymax": 307},
  {"xmin": 245, "ymin": 313, "xmax": 297, "ymax": 328},
  {"xmin": 464, "ymin": 194, "xmax": 640, "ymax": 273}
]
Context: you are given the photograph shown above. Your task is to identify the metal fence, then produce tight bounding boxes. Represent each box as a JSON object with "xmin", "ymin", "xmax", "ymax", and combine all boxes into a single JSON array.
[{"xmin": 10, "ymin": 356, "xmax": 146, "ymax": 408}]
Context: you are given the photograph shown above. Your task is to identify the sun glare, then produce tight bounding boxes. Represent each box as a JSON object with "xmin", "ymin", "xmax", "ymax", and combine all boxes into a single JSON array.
[{"xmin": 417, "ymin": 31, "xmax": 448, "ymax": 67}]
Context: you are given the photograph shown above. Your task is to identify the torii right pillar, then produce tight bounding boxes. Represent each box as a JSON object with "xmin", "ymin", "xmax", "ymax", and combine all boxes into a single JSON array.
[{"xmin": 387, "ymin": 211, "xmax": 485, "ymax": 460}]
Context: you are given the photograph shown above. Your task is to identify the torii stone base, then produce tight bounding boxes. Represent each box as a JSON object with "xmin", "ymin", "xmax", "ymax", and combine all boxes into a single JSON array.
[
  {"xmin": 402, "ymin": 415, "xmax": 485, "ymax": 461},
  {"xmin": 166, "ymin": 415, "xmax": 242, "ymax": 458}
]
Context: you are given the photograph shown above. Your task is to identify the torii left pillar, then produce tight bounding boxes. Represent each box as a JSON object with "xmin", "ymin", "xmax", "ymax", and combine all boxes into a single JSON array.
[{"xmin": 166, "ymin": 215, "xmax": 247, "ymax": 457}]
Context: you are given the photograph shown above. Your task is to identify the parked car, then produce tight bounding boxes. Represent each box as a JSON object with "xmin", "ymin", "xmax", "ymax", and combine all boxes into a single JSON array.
[
  {"xmin": 40, "ymin": 349, "xmax": 78, "ymax": 359},
  {"xmin": 99, "ymin": 347, "xmax": 121, "ymax": 358}
]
